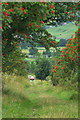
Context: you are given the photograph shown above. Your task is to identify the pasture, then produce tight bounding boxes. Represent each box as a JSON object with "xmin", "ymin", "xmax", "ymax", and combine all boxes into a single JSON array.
[
  {"xmin": 47, "ymin": 22, "xmax": 78, "ymax": 39},
  {"xmin": 2, "ymin": 74, "xmax": 78, "ymax": 118}
]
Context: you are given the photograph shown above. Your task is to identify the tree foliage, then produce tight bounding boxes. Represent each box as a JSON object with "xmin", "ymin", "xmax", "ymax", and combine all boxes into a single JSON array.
[
  {"xmin": 51, "ymin": 29, "xmax": 80, "ymax": 85},
  {"xmin": 1, "ymin": 2, "xmax": 79, "ymax": 74},
  {"xmin": 2, "ymin": 2, "xmax": 79, "ymax": 53},
  {"xmin": 35, "ymin": 57, "xmax": 51, "ymax": 80}
]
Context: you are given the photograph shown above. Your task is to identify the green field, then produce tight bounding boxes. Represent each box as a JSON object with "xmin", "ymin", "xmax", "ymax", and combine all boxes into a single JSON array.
[
  {"xmin": 2, "ymin": 74, "xmax": 78, "ymax": 118},
  {"xmin": 22, "ymin": 47, "xmax": 45, "ymax": 54},
  {"xmin": 22, "ymin": 47, "xmax": 64, "ymax": 54},
  {"xmin": 47, "ymin": 22, "xmax": 78, "ymax": 39},
  {"xmin": 22, "ymin": 47, "xmax": 48, "ymax": 54}
]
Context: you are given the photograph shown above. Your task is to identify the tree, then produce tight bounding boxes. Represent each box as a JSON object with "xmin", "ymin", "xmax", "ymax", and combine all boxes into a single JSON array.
[
  {"xmin": 2, "ymin": 2, "xmax": 56, "ymax": 73},
  {"xmin": 51, "ymin": 2, "xmax": 79, "ymax": 26},
  {"xmin": 2, "ymin": 2, "xmax": 56, "ymax": 56},
  {"xmin": 51, "ymin": 29, "xmax": 80, "ymax": 85},
  {"xmin": 1, "ymin": 2, "xmax": 79, "ymax": 74},
  {"xmin": 35, "ymin": 57, "xmax": 51, "ymax": 80},
  {"xmin": 2, "ymin": 2, "xmax": 79, "ymax": 54}
]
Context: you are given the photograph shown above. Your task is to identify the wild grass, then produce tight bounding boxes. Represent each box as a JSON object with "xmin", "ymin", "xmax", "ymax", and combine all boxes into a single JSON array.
[{"xmin": 2, "ymin": 73, "xmax": 78, "ymax": 118}]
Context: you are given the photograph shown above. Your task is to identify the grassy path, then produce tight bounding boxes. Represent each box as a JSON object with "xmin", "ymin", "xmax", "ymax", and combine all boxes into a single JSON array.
[{"xmin": 2, "ymin": 75, "xmax": 78, "ymax": 118}]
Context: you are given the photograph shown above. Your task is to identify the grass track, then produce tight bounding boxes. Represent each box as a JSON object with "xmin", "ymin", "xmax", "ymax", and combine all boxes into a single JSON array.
[{"xmin": 2, "ymin": 74, "xmax": 78, "ymax": 118}]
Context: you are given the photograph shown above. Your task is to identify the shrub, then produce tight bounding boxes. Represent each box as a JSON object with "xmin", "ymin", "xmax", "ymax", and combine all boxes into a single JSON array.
[{"xmin": 35, "ymin": 57, "xmax": 51, "ymax": 80}]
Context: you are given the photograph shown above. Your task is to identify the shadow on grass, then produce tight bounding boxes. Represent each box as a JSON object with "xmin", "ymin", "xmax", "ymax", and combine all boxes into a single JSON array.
[
  {"xmin": 3, "ymin": 88, "xmax": 31, "ymax": 104},
  {"xmin": 2, "ymin": 88, "xmax": 43, "ymax": 110},
  {"xmin": 69, "ymin": 93, "xmax": 78, "ymax": 101}
]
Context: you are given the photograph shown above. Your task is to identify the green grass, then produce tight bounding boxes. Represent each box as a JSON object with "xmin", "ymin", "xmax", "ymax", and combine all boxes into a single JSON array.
[
  {"xmin": 2, "ymin": 73, "xmax": 78, "ymax": 118},
  {"xmin": 47, "ymin": 22, "xmax": 78, "ymax": 39}
]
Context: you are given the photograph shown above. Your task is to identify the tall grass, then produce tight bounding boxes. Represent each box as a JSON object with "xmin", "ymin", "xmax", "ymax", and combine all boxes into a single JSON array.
[{"xmin": 2, "ymin": 73, "xmax": 78, "ymax": 118}]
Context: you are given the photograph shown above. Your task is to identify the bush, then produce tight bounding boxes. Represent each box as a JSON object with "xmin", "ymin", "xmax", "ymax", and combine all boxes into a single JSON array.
[
  {"xmin": 29, "ymin": 47, "xmax": 38, "ymax": 55},
  {"xmin": 35, "ymin": 57, "xmax": 51, "ymax": 80}
]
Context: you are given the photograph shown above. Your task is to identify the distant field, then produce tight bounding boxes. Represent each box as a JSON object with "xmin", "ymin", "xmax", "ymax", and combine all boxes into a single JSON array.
[
  {"xmin": 47, "ymin": 22, "xmax": 78, "ymax": 39},
  {"xmin": 22, "ymin": 47, "xmax": 65, "ymax": 54}
]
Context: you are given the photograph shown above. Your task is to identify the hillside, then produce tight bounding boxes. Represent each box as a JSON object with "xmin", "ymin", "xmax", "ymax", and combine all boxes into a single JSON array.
[{"xmin": 47, "ymin": 22, "xmax": 78, "ymax": 40}]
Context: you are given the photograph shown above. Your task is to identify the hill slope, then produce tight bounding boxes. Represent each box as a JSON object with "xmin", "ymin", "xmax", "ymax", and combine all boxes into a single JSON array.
[{"xmin": 47, "ymin": 22, "xmax": 78, "ymax": 39}]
